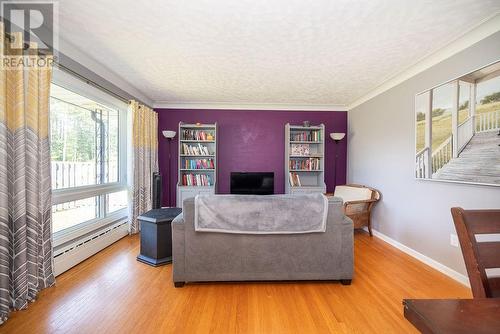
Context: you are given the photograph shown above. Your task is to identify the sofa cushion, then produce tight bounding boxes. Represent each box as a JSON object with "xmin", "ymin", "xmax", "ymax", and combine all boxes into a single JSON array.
[{"xmin": 334, "ymin": 185, "xmax": 373, "ymax": 202}]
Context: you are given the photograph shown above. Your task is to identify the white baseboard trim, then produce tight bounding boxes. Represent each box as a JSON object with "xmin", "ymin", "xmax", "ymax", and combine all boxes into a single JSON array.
[
  {"xmin": 366, "ymin": 228, "xmax": 470, "ymax": 287},
  {"xmin": 54, "ymin": 221, "xmax": 129, "ymax": 276}
]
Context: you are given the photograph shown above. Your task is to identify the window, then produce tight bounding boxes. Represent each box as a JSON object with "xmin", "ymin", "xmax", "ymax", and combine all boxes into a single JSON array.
[
  {"xmin": 52, "ymin": 196, "xmax": 99, "ymax": 234},
  {"xmin": 50, "ymin": 76, "xmax": 128, "ymax": 245},
  {"xmin": 50, "ymin": 85, "xmax": 120, "ymax": 189},
  {"xmin": 107, "ymin": 190, "xmax": 128, "ymax": 215}
]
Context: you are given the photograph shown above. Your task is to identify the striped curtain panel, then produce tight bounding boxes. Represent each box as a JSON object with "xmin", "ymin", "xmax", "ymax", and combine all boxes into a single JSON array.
[
  {"xmin": 128, "ymin": 101, "xmax": 158, "ymax": 233},
  {"xmin": 0, "ymin": 25, "xmax": 55, "ymax": 323}
]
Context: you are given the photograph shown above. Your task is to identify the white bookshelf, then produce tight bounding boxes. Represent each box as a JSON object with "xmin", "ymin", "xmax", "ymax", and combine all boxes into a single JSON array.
[
  {"xmin": 285, "ymin": 123, "xmax": 326, "ymax": 194},
  {"xmin": 176, "ymin": 122, "xmax": 217, "ymax": 207}
]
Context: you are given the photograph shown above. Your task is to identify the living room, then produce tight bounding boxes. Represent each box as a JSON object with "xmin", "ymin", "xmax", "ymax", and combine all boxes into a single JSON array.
[{"xmin": 1, "ymin": 1, "xmax": 500, "ymax": 333}]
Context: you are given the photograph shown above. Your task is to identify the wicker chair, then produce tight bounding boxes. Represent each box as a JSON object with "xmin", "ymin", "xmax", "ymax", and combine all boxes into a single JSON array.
[{"xmin": 333, "ymin": 184, "xmax": 381, "ymax": 236}]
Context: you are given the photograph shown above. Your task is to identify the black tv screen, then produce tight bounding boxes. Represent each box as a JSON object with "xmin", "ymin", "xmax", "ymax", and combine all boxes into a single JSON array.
[{"xmin": 230, "ymin": 172, "xmax": 274, "ymax": 195}]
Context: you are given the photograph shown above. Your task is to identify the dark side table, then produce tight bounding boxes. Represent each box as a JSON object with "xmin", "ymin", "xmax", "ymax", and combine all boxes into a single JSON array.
[
  {"xmin": 136, "ymin": 207, "xmax": 182, "ymax": 266},
  {"xmin": 403, "ymin": 298, "xmax": 500, "ymax": 334}
]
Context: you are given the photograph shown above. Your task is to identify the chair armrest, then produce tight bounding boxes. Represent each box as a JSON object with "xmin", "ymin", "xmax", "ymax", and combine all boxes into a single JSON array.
[
  {"xmin": 344, "ymin": 199, "xmax": 378, "ymax": 206},
  {"xmin": 343, "ymin": 199, "xmax": 379, "ymax": 214}
]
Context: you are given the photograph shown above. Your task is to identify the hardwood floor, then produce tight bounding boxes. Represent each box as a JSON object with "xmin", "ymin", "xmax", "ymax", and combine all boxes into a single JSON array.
[{"xmin": 1, "ymin": 231, "xmax": 470, "ymax": 333}]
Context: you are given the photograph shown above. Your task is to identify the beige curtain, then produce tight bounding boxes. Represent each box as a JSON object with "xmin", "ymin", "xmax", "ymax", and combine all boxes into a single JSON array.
[
  {"xmin": 0, "ymin": 24, "xmax": 55, "ymax": 323},
  {"xmin": 129, "ymin": 100, "xmax": 158, "ymax": 233}
]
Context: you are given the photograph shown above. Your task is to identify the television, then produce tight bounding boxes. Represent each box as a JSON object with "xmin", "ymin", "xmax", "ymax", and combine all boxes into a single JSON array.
[{"xmin": 230, "ymin": 172, "xmax": 274, "ymax": 195}]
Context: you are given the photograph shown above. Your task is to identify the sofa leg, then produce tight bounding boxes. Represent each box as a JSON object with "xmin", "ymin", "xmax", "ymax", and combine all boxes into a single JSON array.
[
  {"xmin": 341, "ymin": 279, "xmax": 352, "ymax": 285},
  {"xmin": 174, "ymin": 282, "xmax": 185, "ymax": 288}
]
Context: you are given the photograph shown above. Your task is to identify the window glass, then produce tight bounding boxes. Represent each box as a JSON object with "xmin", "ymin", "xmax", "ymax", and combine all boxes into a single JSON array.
[
  {"xmin": 50, "ymin": 84, "xmax": 120, "ymax": 190},
  {"xmin": 50, "ymin": 81, "xmax": 127, "ymax": 237},
  {"xmin": 52, "ymin": 197, "xmax": 99, "ymax": 233},
  {"xmin": 107, "ymin": 190, "xmax": 128, "ymax": 215}
]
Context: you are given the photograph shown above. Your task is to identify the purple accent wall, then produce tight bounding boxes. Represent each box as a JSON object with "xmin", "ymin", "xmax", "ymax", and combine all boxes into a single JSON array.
[{"xmin": 156, "ymin": 109, "xmax": 347, "ymax": 207}]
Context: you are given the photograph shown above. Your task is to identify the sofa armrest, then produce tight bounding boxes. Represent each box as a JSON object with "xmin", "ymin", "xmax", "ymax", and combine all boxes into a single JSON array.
[
  {"xmin": 172, "ymin": 213, "xmax": 184, "ymax": 228},
  {"xmin": 171, "ymin": 213, "xmax": 186, "ymax": 284},
  {"xmin": 325, "ymin": 197, "xmax": 352, "ymax": 229},
  {"xmin": 341, "ymin": 216, "xmax": 354, "ymax": 227}
]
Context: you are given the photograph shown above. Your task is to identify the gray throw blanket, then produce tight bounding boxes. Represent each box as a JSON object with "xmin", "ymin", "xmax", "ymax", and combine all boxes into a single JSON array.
[{"xmin": 194, "ymin": 193, "xmax": 328, "ymax": 234}]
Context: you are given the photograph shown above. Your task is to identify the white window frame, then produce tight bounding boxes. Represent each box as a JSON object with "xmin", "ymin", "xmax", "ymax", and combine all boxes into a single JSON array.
[{"xmin": 51, "ymin": 68, "xmax": 129, "ymax": 247}]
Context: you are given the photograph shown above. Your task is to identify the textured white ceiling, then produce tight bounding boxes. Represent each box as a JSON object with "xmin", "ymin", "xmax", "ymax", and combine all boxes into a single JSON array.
[{"xmin": 58, "ymin": 0, "xmax": 500, "ymax": 106}]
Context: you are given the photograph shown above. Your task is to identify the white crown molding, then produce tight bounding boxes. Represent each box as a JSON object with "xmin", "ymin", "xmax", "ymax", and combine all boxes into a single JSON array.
[
  {"xmin": 153, "ymin": 101, "xmax": 348, "ymax": 111},
  {"xmin": 58, "ymin": 37, "xmax": 154, "ymax": 107},
  {"xmin": 348, "ymin": 13, "xmax": 500, "ymax": 110},
  {"xmin": 366, "ymin": 227, "xmax": 470, "ymax": 287}
]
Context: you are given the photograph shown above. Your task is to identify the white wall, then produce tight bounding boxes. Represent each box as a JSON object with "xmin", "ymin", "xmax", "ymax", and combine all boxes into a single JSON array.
[{"xmin": 348, "ymin": 31, "xmax": 500, "ymax": 278}]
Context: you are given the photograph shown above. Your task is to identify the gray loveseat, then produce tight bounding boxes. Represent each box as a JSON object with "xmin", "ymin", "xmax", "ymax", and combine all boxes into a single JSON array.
[{"xmin": 171, "ymin": 196, "xmax": 353, "ymax": 287}]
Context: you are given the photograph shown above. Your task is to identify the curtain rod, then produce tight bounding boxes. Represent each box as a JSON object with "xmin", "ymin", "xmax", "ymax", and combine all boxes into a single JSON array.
[
  {"xmin": 3, "ymin": 30, "xmax": 132, "ymax": 105},
  {"xmin": 54, "ymin": 62, "xmax": 130, "ymax": 104},
  {"xmin": 3, "ymin": 29, "xmax": 154, "ymax": 107}
]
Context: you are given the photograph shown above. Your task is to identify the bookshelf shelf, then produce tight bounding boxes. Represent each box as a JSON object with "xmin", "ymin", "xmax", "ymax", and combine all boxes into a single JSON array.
[
  {"xmin": 285, "ymin": 123, "xmax": 326, "ymax": 194},
  {"xmin": 180, "ymin": 168, "xmax": 215, "ymax": 171},
  {"xmin": 177, "ymin": 122, "xmax": 218, "ymax": 207},
  {"xmin": 289, "ymin": 155, "xmax": 323, "ymax": 158},
  {"xmin": 180, "ymin": 140, "xmax": 215, "ymax": 143},
  {"xmin": 180, "ymin": 154, "xmax": 215, "ymax": 157},
  {"xmin": 289, "ymin": 126, "xmax": 322, "ymax": 130},
  {"xmin": 290, "ymin": 141, "xmax": 323, "ymax": 144}
]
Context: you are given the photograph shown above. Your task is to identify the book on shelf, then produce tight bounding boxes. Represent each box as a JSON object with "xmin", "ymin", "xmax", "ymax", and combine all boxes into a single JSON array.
[
  {"xmin": 182, "ymin": 143, "xmax": 211, "ymax": 155},
  {"xmin": 288, "ymin": 172, "xmax": 301, "ymax": 187},
  {"xmin": 182, "ymin": 173, "xmax": 212, "ymax": 186},
  {"xmin": 290, "ymin": 130, "xmax": 321, "ymax": 142},
  {"xmin": 182, "ymin": 129, "xmax": 215, "ymax": 141},
  {"xmin": 184, "ymin": 158, "xmax": 215, "ymax": 170},
  {"xmin": 289, "ymin": 158, "xmax": 320, "ymax": 171},
  {"xmin": 290, "ymin": 144, "xmax": 310, "ymax": 156}
]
